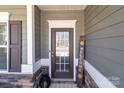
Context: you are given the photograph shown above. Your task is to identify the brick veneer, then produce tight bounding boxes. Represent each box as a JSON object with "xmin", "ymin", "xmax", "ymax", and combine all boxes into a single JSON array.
[{"xmin": 84, "ymin": 69, "xmax": 98, "ymax": 88}]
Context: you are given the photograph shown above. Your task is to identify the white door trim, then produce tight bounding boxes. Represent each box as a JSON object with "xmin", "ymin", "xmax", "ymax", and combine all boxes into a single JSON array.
[{"xmin": 48, "ymin": 20, "xmax": 77, "ymax": 81}]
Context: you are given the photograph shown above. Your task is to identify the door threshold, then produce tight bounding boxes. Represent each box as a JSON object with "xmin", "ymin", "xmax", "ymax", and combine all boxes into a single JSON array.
[{"xmin": 52, "ymin": 78, "xmax": 74, "ymax": 82}]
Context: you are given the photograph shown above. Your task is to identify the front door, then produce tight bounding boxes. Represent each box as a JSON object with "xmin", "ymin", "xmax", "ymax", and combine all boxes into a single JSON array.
[
  {"xmin": 51, "ymin": 28, "xmax": 73, "ymax": 78},
  {"xmin": 9, "ymin": 21, "xmax": 21, "ymax": 72}
]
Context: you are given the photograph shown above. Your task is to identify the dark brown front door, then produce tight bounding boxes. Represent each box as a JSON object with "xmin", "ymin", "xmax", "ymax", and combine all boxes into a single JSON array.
[
  {"xmin": 9, "ymin": 21, "xmax": 22, "ymax": 72},
  {"xmin": 51, "ymin": 28, "xmax": 73, "ymax": 78}
]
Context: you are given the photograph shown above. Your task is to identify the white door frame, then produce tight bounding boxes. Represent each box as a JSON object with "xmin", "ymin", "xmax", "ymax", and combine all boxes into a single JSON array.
[{"xmin": 48, "ymin": 20, "xmax": 77, "ymax": 81}]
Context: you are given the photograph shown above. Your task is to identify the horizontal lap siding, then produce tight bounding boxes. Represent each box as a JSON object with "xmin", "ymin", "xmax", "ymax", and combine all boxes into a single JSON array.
[
  {"xmin": 0, "ymin": 6, "xmax": 27, "ymax": 64},
  {"xmin": 40, "ymin": 10, "xmax": 44, "ymax": 58},
  {"xmin": 85, "ymin": 6, "xmax": 107, "ymax": 24},
  {"xmin": 86, "ymin": 6, "xmax": 123, "ymax": 31},
  {"xmin": 85, "ymin": 5, "xmax": 124, "ymax": 87},
  {"xmin": 34, "ymin": 6, "xmax": 41, "ymax": 62},
  {"xmin": 42, "ymin": 10, "xmax": 84, "ymax": 58}
]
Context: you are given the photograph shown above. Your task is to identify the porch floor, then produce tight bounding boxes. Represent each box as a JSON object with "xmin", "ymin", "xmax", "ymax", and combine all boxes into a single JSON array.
[
  {"xmin": 50, "ymin": 80, "xmax": 77, "ymax": 88},
  {"xmin": 0, "ymin": 74, "xmax": 33, "ymax": 88},
  {"xmin": 0, "ymin": 74, "xmax": 79, "ymax": 88}
]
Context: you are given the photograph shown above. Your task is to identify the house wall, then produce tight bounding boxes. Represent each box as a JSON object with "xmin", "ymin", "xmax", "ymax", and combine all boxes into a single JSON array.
[
  {"xmin": 85, "ymin": 5, "xmax": 124, "ymax": 87},
  {"xmin": 41, "ymin": 10, "xmax": 84, "ymax": 58},
  {"xmin": 34, "ymin": 6, "xmax": 41, "ymax": 62},
  {"xmin": 40, "ymin": 10, "xmax": 44, "ymax": 59},
  {"xmin": 0, "ymin": 5, "xmax": 27, "ymax": 64}
]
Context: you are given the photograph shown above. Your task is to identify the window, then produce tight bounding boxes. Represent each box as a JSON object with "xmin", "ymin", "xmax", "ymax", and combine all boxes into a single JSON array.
[
  {"xmin": 0, "ymin": 23, "xmax": 7, "ymax": 45},
  {"xmin": 0, "ymin": 23, "xmax": 7, "ymax": 70},
  {"xmin": 0, "ymin": 12, "xmax": 9, "ymax": 70}
]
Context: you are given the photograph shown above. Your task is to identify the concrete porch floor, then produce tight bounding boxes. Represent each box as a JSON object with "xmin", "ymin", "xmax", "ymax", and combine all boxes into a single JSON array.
[
  {"xmin": 0, "ymin": 74, "xmax": 33, "ymax": 88},
  {"xmin": 50, "ymin": 80, "xmax": 77, "ymax": 88},
  {"xmin": 0, "ymin": 74, "xmax": 79, "ymax": 88},
  {"xmin": 50, "ymin": 79, "xmax": 78, "ymax": 88}
]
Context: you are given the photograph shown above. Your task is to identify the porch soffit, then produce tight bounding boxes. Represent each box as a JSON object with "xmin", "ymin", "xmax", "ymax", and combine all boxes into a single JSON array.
[{"xmin": 37, "ymin": 5, "xmax": 86, "ymax": 11}]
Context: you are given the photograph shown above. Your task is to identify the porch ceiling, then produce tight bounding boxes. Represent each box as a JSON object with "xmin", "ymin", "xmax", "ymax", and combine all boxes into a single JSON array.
[{"xmin": 37, "ymin": 5, "xmax": 86, "ymax": 11}]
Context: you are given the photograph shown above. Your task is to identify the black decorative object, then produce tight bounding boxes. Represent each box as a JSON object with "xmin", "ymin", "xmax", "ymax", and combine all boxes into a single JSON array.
[
  {"xmin": 39, "ymin": 74, "xmax": 51, "ymax": 88},
  {"xmin": 32, "ymin": 66, "xmax": 51, "ymax": 88}
]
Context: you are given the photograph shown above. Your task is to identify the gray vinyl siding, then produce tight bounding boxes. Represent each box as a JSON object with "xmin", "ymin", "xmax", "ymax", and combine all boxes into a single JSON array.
[
  {"xmin": 0, "ymin": 5, "xmax": 27, "ymax": 64},
  {"xmin": 41, "ymin": 10, "xmax": 84, "ymax": 58},
  {"xmin": 40, "ymin": 10, "xmax": 44, "ymax": 58},
  {"xmin": 85, "ymin": 5, "xmax": 124, "ymax": 87},
  {"xmin": 34, "ymin": 6, "xmax": 41, "ymax": 62}
]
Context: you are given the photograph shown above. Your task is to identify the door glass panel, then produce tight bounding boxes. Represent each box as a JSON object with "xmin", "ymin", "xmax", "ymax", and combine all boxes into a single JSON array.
[
  {"xmin": 56, "ymin": 32, "xmax": 69, "ymax": 72},
  {"xmin": 0, "ymin": 23, "xmax": 7, "ymax": 70}
]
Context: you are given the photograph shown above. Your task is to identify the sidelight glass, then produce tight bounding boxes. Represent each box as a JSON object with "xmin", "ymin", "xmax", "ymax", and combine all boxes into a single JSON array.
[{"xmin": 56, "ymin": 32, "xmax": 69, "ymax": 72}]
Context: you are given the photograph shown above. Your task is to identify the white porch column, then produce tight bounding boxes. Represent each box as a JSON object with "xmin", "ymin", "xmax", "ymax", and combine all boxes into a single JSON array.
[{"xmin": 25, "ymin": 5, "xmax": 35, "ymax": 74}]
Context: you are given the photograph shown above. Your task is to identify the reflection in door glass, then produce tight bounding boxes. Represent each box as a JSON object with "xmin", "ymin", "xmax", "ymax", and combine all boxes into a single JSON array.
[{"xmin": 56, "ymin": 32, "xmax": 69, "ymax": 72}]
